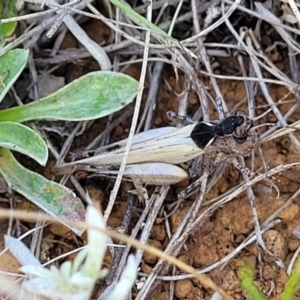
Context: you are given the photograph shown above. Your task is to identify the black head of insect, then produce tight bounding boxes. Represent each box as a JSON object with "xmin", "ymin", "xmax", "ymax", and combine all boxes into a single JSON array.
[
  {"xmin": 190, "ymin": 111, "xmax": 253, "ymax": 149},
  {"xmin": 231, "ymin": 111, "xmax": 253, "ymax": 144},
  {"xmin": 213, "ymin": 115, "xmax": 244, "ymax": 136}
]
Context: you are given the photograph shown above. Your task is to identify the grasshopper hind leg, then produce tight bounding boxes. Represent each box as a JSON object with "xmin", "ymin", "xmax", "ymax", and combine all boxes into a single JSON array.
[
  {"xmin": 178, "ymin": 154, "xmax": 223, "ymax": 200},
  {"xmin": 178, "ymin": 153, "xmax": 256, "ymax": 201}
]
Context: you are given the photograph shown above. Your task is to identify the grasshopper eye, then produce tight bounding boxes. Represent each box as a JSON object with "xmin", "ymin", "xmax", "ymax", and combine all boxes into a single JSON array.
[{"xmin": 232, "ymin": 112, "xmax": 253, "ymax": 143}]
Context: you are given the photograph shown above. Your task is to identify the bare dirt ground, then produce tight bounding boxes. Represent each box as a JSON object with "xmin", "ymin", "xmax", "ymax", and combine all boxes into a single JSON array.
[{"xmin": 2, "ymin": 1, "xmax": 300, "ymax": 299}]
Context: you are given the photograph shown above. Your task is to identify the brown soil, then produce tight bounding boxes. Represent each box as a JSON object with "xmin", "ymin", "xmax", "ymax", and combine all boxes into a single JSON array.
[{"xmin": 2, "ymin": 2, "xmax": 300, "ymax": 300}]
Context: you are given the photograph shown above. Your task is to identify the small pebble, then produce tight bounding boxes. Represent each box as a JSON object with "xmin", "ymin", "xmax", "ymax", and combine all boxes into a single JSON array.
[
  {"xmin": 263, "ymin": 230, "xmax": 287, "ymax": 261},
  {"xmin": 175, "ymin": 280, "xmax": 193, "ymax": 298}
]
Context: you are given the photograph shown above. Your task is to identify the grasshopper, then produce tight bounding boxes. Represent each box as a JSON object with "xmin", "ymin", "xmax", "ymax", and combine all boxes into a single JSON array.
[{"xmin": 53, "ymin": 110, "xmax": 258, "ymax": 199}]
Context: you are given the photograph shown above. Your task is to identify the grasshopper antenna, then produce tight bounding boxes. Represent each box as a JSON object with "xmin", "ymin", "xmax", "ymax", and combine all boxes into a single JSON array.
[
  {"xmin": 252, "ymin": 123, "xmax": 277, "ymax": 131},
  {"xmin": 166, "ymin": 111, "xmax": 195, "ymax": 124},
  {"xmin": 215, "ymin": 96, "xmax": 226, "ymax": 120},
  {"xmin": 252, "ymin": 121, "xmax": 300, "ymax": 133}
]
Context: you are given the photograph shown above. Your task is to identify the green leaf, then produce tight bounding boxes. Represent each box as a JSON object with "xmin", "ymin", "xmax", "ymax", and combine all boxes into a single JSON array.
[
  {"xmin": 238, "ymin": 263, "xmax": 267, "ymax": 300},
  {"xmin": 0, "ymin": 122, "xmax": 48, "ymax": 165},
  {"xmin": 0, "ymin": 49, "xmax": 29, "ymax": 103},
  {"xmin": 0, "ymin": 148, "xmax": 85, "ymax": 235},
  {"xmin": 0, "ymin": 0, "xmax": 17, "ymax": 43},
  {"xmin": 0, "ymin": 71, "xmax": 138, "ymax": 122},
  {"xmin": 82, "ymin": 206, "xmax": 107, "ymax": 278},
  {"xmin": 281, "ymin": 256, "xmax": 300, "ymax": 300},
  {"xmin": 109, "ymin": 0, "xmax": 175, "ymax": 42}
]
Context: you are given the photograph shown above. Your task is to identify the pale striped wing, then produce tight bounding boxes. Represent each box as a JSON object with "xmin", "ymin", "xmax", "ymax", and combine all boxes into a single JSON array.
[{"xmin": 53, "ymin": 124, "xmax": 204, "ymax": 175}]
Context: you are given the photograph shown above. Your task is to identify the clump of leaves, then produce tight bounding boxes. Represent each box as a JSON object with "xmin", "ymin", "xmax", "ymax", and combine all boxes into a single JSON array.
[
  {"xmin": 6, "ymin": 204, "xmax": 137, "ymax": 300},
  {"xmin": 0, "ymin": 1, "xmax": 138, "ymax": 235},
  {"xmin": 0, "ymin": 49, "xmax": 138, "ymax": 234}
]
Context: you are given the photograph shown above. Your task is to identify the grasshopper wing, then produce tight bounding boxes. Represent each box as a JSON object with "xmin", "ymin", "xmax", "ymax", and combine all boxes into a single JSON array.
[
  {"xmin": 53, "ymin": 124, "xmax": 204, "ymax": 175},
  {"xmin": 85, "ymin": 163, "xmax": 189, "ymax": 185}
]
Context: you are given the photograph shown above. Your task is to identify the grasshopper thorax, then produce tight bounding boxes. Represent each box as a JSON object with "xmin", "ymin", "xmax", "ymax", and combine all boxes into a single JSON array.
[{"xmin": 190, "ymin": 111, "xmax": 253, "ymax": 149}]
